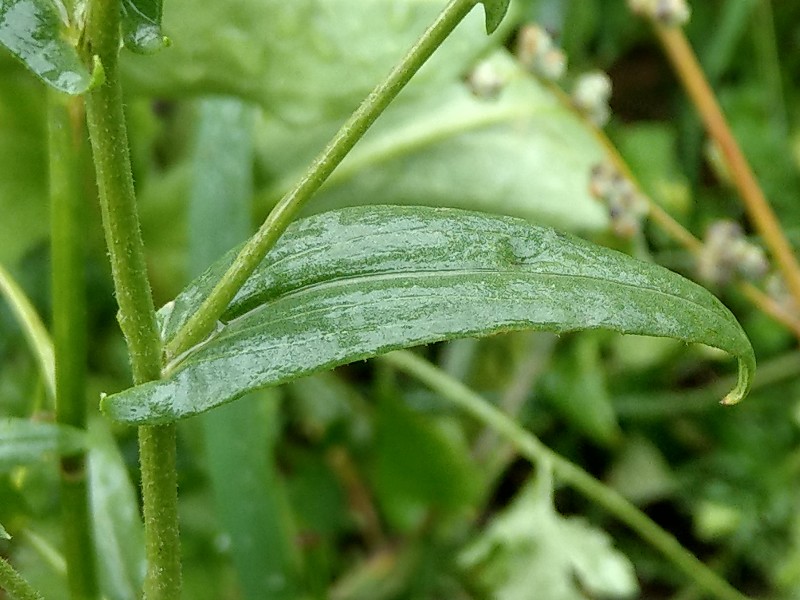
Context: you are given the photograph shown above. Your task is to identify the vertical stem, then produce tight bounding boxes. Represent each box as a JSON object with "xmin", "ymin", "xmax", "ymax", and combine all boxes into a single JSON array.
[
  {"xmin": 653, "ymin": 25, "xmax": 800, "ymax": 309},
  {"xmin": 49, "ymin": 91, "xmax": 99, "ymax": 600},
  {"xmin": 82, "ymin": 1, "xmax": 180, "ymax": 598},
  {"xmin": 165, "ymin": 0, "xmax": 480, "ymax": 358}
]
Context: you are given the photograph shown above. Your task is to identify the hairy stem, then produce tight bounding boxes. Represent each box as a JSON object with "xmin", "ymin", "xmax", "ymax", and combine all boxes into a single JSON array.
[
  {"xmin": 49, "ymin": 91, "xmax": 99, "ymax": 600},
  {"xmin": 381, "ymin": 350, "xmax": 750, "ymax": 600},
  {"xmin": 654, "ymin": 24, "xmax": 800, "ymax": 309},
  {"xmin": 82, "ymin": 0, "xmax": 179, "ymax": 597},
  {"xmin": 166, "ymin": 0, "xmax": 480, "ymax": 359},
  {"xmin": 0, "ymin": 556, "xmax": 43, "ymax": 600}
]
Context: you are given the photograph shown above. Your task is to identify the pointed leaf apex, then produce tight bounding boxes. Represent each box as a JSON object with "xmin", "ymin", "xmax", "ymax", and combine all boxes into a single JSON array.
[{"xmin": 481, "ymin": 0, "xmax": 511, "ymax": 34}]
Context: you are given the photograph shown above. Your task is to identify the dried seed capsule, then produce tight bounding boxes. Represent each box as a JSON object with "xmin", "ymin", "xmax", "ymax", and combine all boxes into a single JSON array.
[
  {"xmin": 516, "ymin": 24, "xmax": 568, "ymax": 81},
  {"xmin": 627, "ymin": 0, "xmax": 691, "ymax": 26},
  {"xmin": 466, "ymin": 60, "xmax": 506, "ymax": 100},
  {"xmin": 572, "ymin": 72, "xmax": 612, "ymax": 127},
  {"xmin": 697, "ymin": 221, "xmax": 768, "ymax": 286},
  {"xmin": 589, "ymin": 161, "xmax": 649, "ymax": 237}
]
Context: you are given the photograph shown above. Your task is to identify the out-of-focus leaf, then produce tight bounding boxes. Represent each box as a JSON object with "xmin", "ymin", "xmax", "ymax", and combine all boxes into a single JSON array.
[
  {"xmin": 0, "ymin": 262, "xmax": 54, "ymax": 399},
  {"xmin": 0, "ymin": 0, "xmax": 92, "ymax": 93},
  {"xmin": 371, "ymin": 395, "xmax": 480, "ymax": 530},
  {"xmin": 122, "ymin": 0, "xmax": 504, "ymax": 122},
  {"xmin": 121, "ymin": 0, "xmax": 167, "ymax": 54},
  {"xmin": 87, "ymin": 419, "xmax": 146, "ymax": 600},
  {"xmin": 481, "ymin": 0, "xmax": 511, "ymax": 33},
  {"xmin": 607, "ymin": 437, "xmax": 676, "ymax": 505},
  {"xmin": 0, "ymin": 522, "xmax": 9, "ymax": 540},
  {"xmin": 259, "ymin": 52, "xmax": 607, "ymax": 233},
  {"xmin": 0, "ymin": 419, "xmax": 85, "ymax": 471},
  {"xmin": 544, "ymin": 334, "xmax": 620, "ymax": 446},
  {"xmin": 188, "ymin": 98, "xmax": 300, "ymax": 600},
  {"xmin": 0, "ymin": 66, "xmax": 48, "ymax": 267},
  {"xmin": 460, "ymin": 469, "xmax": 638, "ymax": 599},
  {"xmin": 104, "ymin": 205, "xmax": 754, "ymax": 424}
]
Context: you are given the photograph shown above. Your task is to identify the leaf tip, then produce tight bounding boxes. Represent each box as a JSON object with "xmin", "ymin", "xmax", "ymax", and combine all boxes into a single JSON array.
[{"xmin": 480, "ymin": 0, "xmax": 511, "ymax": 34}]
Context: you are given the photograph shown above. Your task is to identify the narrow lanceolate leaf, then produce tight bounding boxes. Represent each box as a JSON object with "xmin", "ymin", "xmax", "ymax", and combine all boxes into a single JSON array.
[
  {"xmin": 481, "ymin": 0, "xmax": 511, "ymax": 34},
  {"xmin": 0, "ymin": 419, "xmax": 86, "ymax": 470},
  {"xmin": 0, "ymin": 0, "xmax": 92, "ymax": 93},
  {"xmin": 103, "ymin": 206, "xmax": 755, "ymax": 425},
  {"xmin": 121, "ymin": 0, "xmax": 167, "ymax": 53}
]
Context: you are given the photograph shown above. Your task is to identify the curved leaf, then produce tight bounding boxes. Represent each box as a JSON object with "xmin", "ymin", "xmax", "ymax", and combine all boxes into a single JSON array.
[
  {"xmin": 0, "ymin": 0, "xmax": 92, "ymax": 93},
  {"xmin": 103, "ymin": 206, "xmax": 755, "ymax": 424},
  {"xmin": 121, "ymin": 0, "xmax": 167, "ymax": 53}
]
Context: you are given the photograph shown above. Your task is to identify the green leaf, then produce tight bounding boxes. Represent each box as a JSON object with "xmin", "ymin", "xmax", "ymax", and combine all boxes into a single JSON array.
[
  {"xmin": 0, "ymin": 0, "xmax": 93, "ymax": 93},
  {"xmin": 0, "ymin": 522, "xmax": 10, "ymax": 540},
  {"xmin": 480, "ymin": 0, "xmax": 511, "ymax": 34},
  {"xmin": 0, "ymin": 418, "xmax": 85, "ymax": 470},
  {"xmin": 88, "ymin": 419, "xmax": 146, "ymax": 600},
  {"xmin": 103, "ymin": 206, "xmax": 755, "ymax": 425},
  {"xmin": 258, "ymin": 52, "xmax": 607, "ymax": 233},
  {"xmin": 122, "ymin": 0, "xmax": 500, "ymax": 122},
  {"xmin": 121, "ymin": 0, "xmax": 168, "ymax": 53},
  {"xmin": 460, "ymin": 469, "xmax": 639, "ymax": 599}
]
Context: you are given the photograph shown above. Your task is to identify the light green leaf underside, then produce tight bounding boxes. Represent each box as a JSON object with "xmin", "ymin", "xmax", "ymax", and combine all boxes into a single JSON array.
[
  {"xmin": 0, "ymin": 419, "xmax": 85, "ymax": 470},
  {"xmin": 0, "ymin": 0, "xmax": 92, "ymax": 93},
  {"xmin": 257, "ymin": 52, "xmax": 607, "ymax": 233},
  {"xmin": 0, "ymin": 522, "xmax": 9, "ymax": 540},
  {"xmin": 103, "ymin": 206, "xmax": 754, "ymax": 425},
  {"xmin": 121, "ymin": 0, "xmax": 504, "ymax": 123},
  {"xmin": 480, "ymin": 0, "xmax": 510, "ymax": 33}
]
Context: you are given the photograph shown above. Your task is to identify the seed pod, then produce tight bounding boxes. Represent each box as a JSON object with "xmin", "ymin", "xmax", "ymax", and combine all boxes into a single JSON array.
[
  {"xmin": 572, "ymin": 72, "xmax": 612, "ymax": 127},
  {"xmin": 516, "ymin": 24, "xmax": 567, "ymax": 81}
]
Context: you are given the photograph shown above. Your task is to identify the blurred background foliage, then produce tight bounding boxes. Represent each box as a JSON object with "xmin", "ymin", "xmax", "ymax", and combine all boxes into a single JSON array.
[{"xmin": 2, "ymin": 0, "xmax": 800, "ymax": 598}]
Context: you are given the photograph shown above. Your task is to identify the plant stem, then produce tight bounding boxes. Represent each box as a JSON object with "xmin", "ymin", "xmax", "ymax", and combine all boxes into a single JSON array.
[
  {"xmin": 165, "ymin": 0, "xmax": 480, "ymax": 359},
  {"xmin": 381, "ymin": 350, "xmax": 750, "ymax": 600},
  {"xmin": 49, "ymin": 91, "xmax": 99, "ymax": 600},
  {"xmin": 653, "ymin": 24, "xmax": 800, "ymax": 310},
  {"xmin": 0, "ymin": 556, "xmax": 43, "ymax": 600},
  {"xmin": 82, "ymin": 0, "xmax": 180, "ymax": 597}
]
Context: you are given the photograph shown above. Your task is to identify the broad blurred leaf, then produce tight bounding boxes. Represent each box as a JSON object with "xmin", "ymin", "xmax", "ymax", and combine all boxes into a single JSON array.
[
  {"xmin": 88, "ymin": 419, "xmax": 146, "ymax": 600},
  {"xmin": 0, "ymin": 419, "xmax": 85, "ymax": 470},
  {"xmin": 481, "ymin": 0, "xmax": 511, "ymax": 33},
  {"xmin": 104, "ymin": 205, "xmax": 754, "ymax": 424},
  {"xmin": 544, "ymin": 334, "xmax": 621, "ymax": 446},
  {"xmin": 259, "ymin": 52, "xmax": 607, "ymax": 233},
  {"xmin": 461, "ymin": 470, "xmax": 638, "ymax": 599},
  {"xmin": 372, "ymin": 395, "xmax": 480, "ymax": 530},
  {"xmin": 0, "ymin": 0, "xmax": 92, "ymax": 93},
  {"xmin": 121, "ymin": 0, "xmax": 167, "ymax": 53},
  {"xmin": 122, "ymin": 0, "xmax": 503, "ymax": 122},
  {"xmin": 0, "ymin": 65, "xmax": 48, "ymax": 266}
]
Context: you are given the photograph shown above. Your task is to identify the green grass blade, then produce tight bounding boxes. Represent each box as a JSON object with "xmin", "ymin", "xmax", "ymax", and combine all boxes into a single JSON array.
[
  {"xmin": 0, "ymin": 263, "xmax": 55, "ymax": 399},
  {"xmin": 105, "ymin": 206, "xmax": 755, "ymax": 424}
]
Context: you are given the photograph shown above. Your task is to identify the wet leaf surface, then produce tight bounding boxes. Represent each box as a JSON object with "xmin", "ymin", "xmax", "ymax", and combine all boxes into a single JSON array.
[{"xmin": 104, "ymin": 206, "xmax": 754, "ymax": 424}]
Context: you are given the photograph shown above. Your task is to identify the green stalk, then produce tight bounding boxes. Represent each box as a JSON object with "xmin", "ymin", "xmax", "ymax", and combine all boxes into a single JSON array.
[
  {"xmin": 49, "ymin": 91, "xmax": 99, "ymax": 600},
  {"xmin": 165, "ymin": 0, "xmax": 480, "ymax": 359},
  {"xmin": 381, "ymin": 350, "xmax": 750, "ymax": 600},
  {"xmin": 82, "ymin": 1, "xmax": 179, "ymax": 598},
  {"xmin": 0, "ymin": 557, "xmax": 43, "ymax": 600}
]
